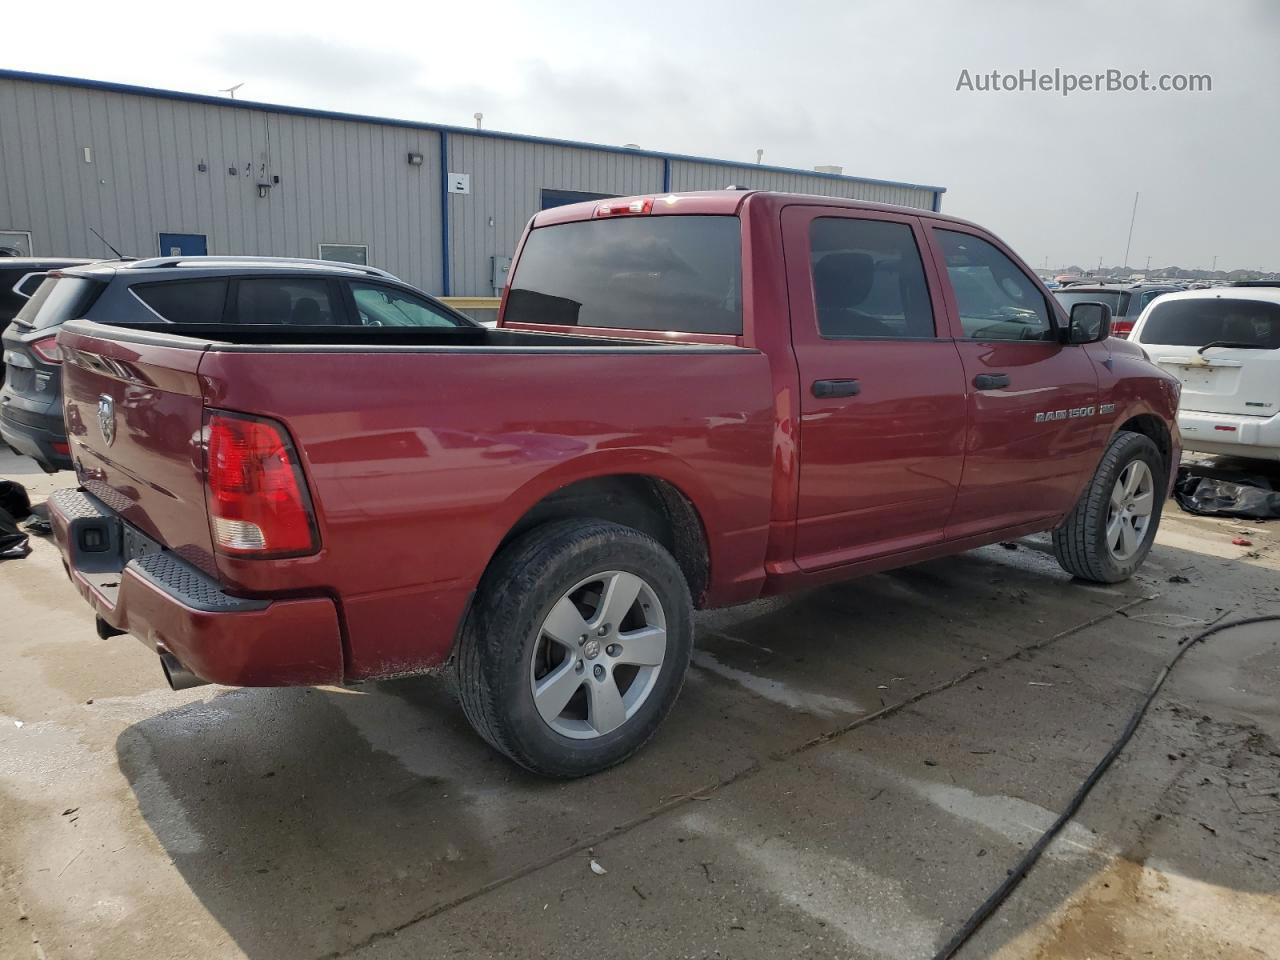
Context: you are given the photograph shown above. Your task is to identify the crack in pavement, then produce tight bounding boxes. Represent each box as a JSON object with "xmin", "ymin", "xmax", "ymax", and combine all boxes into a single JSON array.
[{"xmin": 319, "ymin": 594, "xmax": 1156, "ymax": 960}]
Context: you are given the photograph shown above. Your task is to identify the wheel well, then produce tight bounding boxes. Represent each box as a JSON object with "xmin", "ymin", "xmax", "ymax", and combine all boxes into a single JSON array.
[
  {"xmin": 498, "ymin": 475, "xmax": 711, "ymax": 606},
  {"xmin": 1118, "ymin": 414, "xmax": 1172, "ymax": 471}
]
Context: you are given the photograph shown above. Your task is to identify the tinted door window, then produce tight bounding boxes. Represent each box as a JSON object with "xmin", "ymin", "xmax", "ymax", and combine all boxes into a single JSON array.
[
  {"xmin": 810, "ymin": 218, "xmax": 935, "ymax": 338},
  {"xmin": 505, "ymin": 215, "xmax": 742, "ymax": 334},
  {"xmin": 349, "ymin": 282, "xmax": 466, "ymax": 327},
  {"xmin": 937, "ymin": 231, "xmax": 1053, "ymax": 341},
  {"xmin": 235, "ymin": 278, "xmax": 338, "ymax": 325},
  {"xmin": 131, "ymin": 280, "xmax": 228, "ymax": 324}
]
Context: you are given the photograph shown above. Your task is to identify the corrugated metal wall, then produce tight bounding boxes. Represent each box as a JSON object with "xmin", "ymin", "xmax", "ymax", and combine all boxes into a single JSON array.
[
  {"xmin": 670, "ymin": 159, "xmax": 936, "ymax": 209},
  {"xmin": 0, "ymin": 77, "xmax": 445, "ymax": 291},
  {"xmin": 0, "ymin": 73, "xmax": 943, "ymax": 298},
  {"xmin": 444, "ymin": 133, "xmax": 665, "ymax": 296}
]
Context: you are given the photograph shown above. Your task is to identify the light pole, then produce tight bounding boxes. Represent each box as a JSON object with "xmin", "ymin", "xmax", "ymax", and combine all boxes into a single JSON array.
[{"xmin": 1122, "ymin": 192, "xmax": 1139, "ymax": 270}]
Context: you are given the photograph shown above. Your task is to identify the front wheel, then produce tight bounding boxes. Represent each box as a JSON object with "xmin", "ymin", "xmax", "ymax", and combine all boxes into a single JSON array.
[
  {"xmin": 1052, "ymin": 431, "xmax": 1166, "ymax": 583},
  {"xmin": 455, "ymin": 519, "xmax": 693, "ymax": 778}
]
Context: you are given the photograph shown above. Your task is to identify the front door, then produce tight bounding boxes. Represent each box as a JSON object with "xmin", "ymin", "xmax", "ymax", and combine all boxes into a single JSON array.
[
  {"xmin": 157, "ymin": 233, "xmax": 207, "ymax": 257},
  {"xmin": 926, "ymin": 224, "xmax": 1100, "ymax": 537},
  {"xmin": 783, "ymin": 205, "xmax": 969, "ymax": 571}
]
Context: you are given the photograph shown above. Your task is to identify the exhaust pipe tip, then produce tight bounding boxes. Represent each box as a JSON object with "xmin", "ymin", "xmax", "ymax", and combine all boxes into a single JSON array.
[{"xmin": 159, "ymin": 650, "xmax": 209, "ymax": 691}]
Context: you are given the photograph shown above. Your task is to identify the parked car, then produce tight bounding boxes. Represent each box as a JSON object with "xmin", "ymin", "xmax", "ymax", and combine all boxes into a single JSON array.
[
  {"xmin": 1, "ymin": 256, "xmax": 471, "ymax": 471},
  {"xmin": 1053, "ymin": 281, "xmax": 1180, "ymax": 338},
  {"xmin": 0, "ymin": 258, "xmax": 93, "ymax": 385},
  {"xmin": 1130, "ymin": 287, "xmax": 1280, "ymax": 460},
  {"xmin": 48, "ymin": 191, "xmax": 1180, "ymax": 777}
]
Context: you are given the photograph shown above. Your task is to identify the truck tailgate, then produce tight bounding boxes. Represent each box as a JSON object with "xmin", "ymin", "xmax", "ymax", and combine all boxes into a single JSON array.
[{"xmin": 59, "ymin": 326, "xmax": 217, "ymax": 575}]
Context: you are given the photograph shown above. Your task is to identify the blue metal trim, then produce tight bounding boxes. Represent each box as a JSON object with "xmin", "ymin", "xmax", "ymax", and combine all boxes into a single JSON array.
[
  {"xmin": 439, "ymin": 131, "xmax": 451, "ymax": 296},
  {"xmin": 0, "ymin": 69, "xmax": 947, "ymax": 197},
  {"xmin": 662, "ymin": 157, "xmax": 672, "ymax": 194}
]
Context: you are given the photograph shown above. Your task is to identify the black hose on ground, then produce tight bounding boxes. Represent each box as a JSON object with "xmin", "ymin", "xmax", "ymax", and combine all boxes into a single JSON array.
[{"xmin": 932, "ymin": 613, "xmax": 1280, "ymax": 960}]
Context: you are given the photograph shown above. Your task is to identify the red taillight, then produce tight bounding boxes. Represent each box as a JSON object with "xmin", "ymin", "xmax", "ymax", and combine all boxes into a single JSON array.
[
  {"xmin": 30, "ymin": 336, "xmax": 61, "ymax": 364},
  {"xmin": 1111, "ymin": 319, "xmax": 1134, "ymax": 339},
  {"xmin": 204, "ymin": 411, "xmax": 318, "ymax": 557},
  {"xmin": 595, "ymin": 197, "xmax": 653, "ymax": 217},
  {"xmin": 1214, "ymin": 425, "xmax": 1238, "ymax": 432}
]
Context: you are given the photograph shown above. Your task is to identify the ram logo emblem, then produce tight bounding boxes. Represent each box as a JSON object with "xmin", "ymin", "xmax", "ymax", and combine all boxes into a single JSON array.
[{"xmin": 97, "ymin": 394, "xmax": 116, "ymax": 447}]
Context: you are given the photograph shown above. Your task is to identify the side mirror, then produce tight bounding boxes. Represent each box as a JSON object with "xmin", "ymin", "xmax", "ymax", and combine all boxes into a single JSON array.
[{"xmin": 1064, "ymin": 301, "xmax": 1112, "ymax": 344}]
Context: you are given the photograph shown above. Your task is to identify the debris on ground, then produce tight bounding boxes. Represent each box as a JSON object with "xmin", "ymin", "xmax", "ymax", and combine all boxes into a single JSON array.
[
  {"xmin": 1232, "ymin": 537, "xmax": 1253, "ymax": 547},
  {"xmin": 1168, "ymin": 574, "xmax": 1191, "ymax": 584},
  {"xmin": 1174, "ymin": 465, "xmax": 1280, "ymax": 521},
  {"xmin": 589, "ymin": 858, "xmax": 607, "ymax": 876},
  {"xmin": 0, "ymin": 479, "xmax": 33, "ymax": 560},
  {"xmin": 22, "ymin": 503, "xmax": 52, "ymax": 535},
  {"xmin": 998, "ymin": 541, "xmax": 1019, "ymax": 550}
]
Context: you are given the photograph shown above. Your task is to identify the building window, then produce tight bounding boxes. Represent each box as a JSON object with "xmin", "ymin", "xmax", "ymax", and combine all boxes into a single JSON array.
[
  {"xmin": 539, "ymin": 189, "xmax": 615, "ymax": 211},
  {"xmin": 0, "ymin": 230, "xmax": 34, "ymax": 257},
  {"xmin": 318, "ymin": 243, "xmax": 369, "ymax": 266}
]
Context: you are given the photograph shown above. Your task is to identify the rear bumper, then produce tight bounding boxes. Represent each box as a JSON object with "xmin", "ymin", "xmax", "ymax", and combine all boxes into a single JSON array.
[
  {"xmin": 1178, "ymin": 409, "xmax": 1280, "ymax": 461},
  {"xmin": 49, "ymin": 488, "xmax": 345, "ymax": 686},
  {"xmin": 0, "ymin": 403, "xmax": 71, "ymax": 470}
]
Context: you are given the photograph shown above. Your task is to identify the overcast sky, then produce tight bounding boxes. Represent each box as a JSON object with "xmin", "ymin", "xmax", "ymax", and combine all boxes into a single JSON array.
[{"xmin": 5, "ymin": 0, "xmax": 1278, "ymax": 270}]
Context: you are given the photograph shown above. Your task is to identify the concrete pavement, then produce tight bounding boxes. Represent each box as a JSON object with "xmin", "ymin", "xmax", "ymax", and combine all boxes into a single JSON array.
[{"xmin": 2, "ymin": 447, "xmax": 1277, "ymax": 959}]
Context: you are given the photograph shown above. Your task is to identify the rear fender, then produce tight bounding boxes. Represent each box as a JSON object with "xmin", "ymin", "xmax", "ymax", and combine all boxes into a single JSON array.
[{"xmin": 487, "ymin": 449, "xmax": 720, "ymax": 563}]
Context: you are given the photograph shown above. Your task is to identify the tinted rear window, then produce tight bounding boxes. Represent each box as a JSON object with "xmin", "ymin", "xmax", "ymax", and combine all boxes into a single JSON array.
[
  {"xmin": 504, "ymin": 215, "xmax": 742, "ymax": 334},
  {"xmin": 1138, "ymin": 298, "xmax": 1280, "ymax": 348},
  {"xmin": 1054, "ymin": 290, "xmax": 1128, "ymax": 314},
  {"xmin": 132, "ymin": 280, "xmax": 228, "ymax": 324},
  {"xmin": 14, "ymin": 277, "xmax": 106, "ymax": 330}
]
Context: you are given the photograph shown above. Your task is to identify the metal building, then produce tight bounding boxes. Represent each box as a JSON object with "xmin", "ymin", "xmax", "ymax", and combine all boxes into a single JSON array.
[{"xmin": 0, "ymin": 69, "xmax": 945, "ymax": 300}]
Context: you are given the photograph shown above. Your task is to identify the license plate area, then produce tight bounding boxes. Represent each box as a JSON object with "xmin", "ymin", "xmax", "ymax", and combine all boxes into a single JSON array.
[{"xmin": 66, "ymin": 505, "xmax": 163, "ymax": 605}]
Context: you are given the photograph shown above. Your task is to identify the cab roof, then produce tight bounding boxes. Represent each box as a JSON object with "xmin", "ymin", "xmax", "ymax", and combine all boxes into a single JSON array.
[{"xmin": 531, "ymin": 190, "xmax": 977, "ymax": 229}]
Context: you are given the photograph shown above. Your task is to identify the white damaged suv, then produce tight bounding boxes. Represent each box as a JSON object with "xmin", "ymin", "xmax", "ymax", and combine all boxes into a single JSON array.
[{"xmin": 1130, "ymin": 286, "xmax": 1280, "ymax": 461}]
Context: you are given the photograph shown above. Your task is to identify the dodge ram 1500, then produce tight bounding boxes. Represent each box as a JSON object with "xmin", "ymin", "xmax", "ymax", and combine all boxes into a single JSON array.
[{"xmin": 50, "ymin": 190, "xmax": 1181, "ymax": 776}]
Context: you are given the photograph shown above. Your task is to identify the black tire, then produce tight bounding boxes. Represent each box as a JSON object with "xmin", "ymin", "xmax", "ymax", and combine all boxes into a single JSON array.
[
  {"xmin": 1052, "ymin": 431, "xmax": 1166, "ymax": 583},
  {"xmin": 455, "ymin": 519, "xmax": 693, "ymax": 778}
]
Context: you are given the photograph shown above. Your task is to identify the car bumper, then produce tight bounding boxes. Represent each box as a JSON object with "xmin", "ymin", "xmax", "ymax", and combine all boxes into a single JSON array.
[
  {"xmin": 49, "ymin": 488, "xmax": 345, "ymax": 687},
  {"xmin": 0, "ymin": 403, "xmax": 71, "ymax": 470},
  {"xmin": 1178, "ymin": 409, "xmax": 1280, "ymax": 461}
]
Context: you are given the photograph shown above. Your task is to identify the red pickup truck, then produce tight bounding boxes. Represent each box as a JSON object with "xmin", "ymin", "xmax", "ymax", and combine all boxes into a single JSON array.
[{"xmin": 50, "ymin": 191, "xmax": 1180, "ymax": 776}]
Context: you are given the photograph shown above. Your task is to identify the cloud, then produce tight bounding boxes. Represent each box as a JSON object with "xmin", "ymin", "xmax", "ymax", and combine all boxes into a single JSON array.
[
  {"xmin": 207, "ymin": 34, "xmax": 425, "ymax": 94},
  {"xmin": 11, "ymin": 0, "xmax": 1276, "ymax": 269}
]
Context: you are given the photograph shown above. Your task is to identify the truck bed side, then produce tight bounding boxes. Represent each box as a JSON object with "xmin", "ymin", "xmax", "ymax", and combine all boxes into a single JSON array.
[{"xmin": 58, "ymin": 321, "xmax": 776, "ymax": 680}]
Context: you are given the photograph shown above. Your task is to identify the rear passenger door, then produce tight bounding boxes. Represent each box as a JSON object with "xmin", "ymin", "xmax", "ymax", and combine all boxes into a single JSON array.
[
  {"xmin": 925, "ymin": 224, "xmax": 1100, "ymax": 537},
  {"xmin": 782, "ymin": 206, "xmax": 969, "ymax": 571}
]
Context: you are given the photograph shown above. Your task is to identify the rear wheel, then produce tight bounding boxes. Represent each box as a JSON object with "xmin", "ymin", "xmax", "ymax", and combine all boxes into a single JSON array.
[
  {"xmin": 1052, "ymin": 431, "xmax": 1165, "ymax": 583},
  {"xmin": 456, "ymin": 519, "xmax": 693, "ymax": 778}
]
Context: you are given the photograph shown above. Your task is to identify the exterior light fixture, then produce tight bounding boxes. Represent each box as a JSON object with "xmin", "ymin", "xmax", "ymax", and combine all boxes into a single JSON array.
[{"xmin": 407, "ymin": 152, "xmax": 424, "ymax": 166}]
